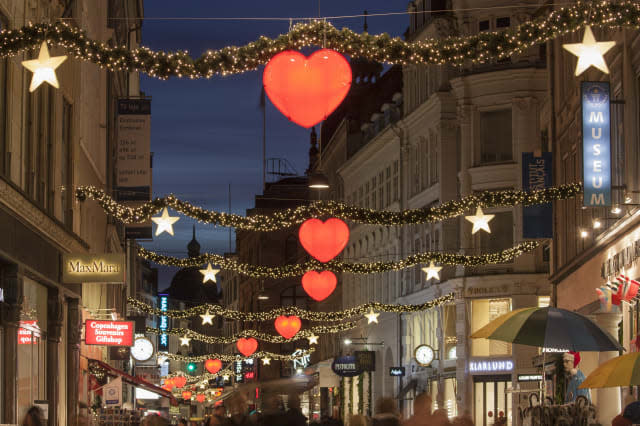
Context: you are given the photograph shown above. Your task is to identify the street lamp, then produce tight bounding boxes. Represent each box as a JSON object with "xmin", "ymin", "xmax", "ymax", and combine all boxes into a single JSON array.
[
  {"xmin": 344, "ymin": 339, "xmax": 352, "ymax": 346},
  {"xmin": 342, "ymin": 337, "xmax": 384, "ymax": 346},
  {"xmin": 308, "ymin": 172, "xmax": 330, "ymax": 189}
]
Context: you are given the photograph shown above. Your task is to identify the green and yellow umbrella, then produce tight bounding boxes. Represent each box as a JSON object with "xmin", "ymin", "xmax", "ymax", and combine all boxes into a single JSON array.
[{"xmin": 580, "ymin": 352, "xmax": 640, "ymax": 389}]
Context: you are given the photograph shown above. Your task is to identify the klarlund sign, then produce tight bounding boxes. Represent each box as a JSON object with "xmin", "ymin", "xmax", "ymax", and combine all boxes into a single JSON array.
[
  {"xmin": 62, "ymin": 253, "xmax": 125, "ymax": 283},
  {"xmin": 85, "ymin": 320, "xmax": 134, "ymax": 346}
]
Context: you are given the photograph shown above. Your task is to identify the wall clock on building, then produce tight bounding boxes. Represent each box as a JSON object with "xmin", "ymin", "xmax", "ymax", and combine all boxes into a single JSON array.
[
  {"xmin": 414, "ymin": 344, "xmax": 435, "ymax": 367},
  {"xmin": 131, "ymin": 337, "xmax": 155, "ymax": 362}
]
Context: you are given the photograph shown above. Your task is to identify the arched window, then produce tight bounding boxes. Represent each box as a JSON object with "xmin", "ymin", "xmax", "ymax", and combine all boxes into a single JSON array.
[
  {"xmin": 285, "ymin": 235, "xmax": 297, "ymax": 264},
  {"xmin": 280, "ymin": 285, "xmax": 308, "ymax": 309}
]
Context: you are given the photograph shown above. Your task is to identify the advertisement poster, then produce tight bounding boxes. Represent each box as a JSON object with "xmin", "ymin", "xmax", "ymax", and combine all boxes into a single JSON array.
[
  {"xmin": 104, "ymin": 377, "xmax": 122, "ymax": 406},
  {"xmin": 522, "ymin": 152, "xmax": 553, "ymax": 238}
]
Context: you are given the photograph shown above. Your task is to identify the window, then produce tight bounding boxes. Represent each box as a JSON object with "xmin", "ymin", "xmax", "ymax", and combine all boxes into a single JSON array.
[
  {"xmin": 479, "ymin": 211, "xmax": 513, "ymax": 253},
  {"xmin": 479, "ymin": 109, "xmax": 512, "ymax": 165},
  {"xmin": 393, "ymin": 160, "xmax": 399, "ymax": 201},
  {"xmin": 471, "ymin": 298, "xmax": 512, "ymax": 356},
  {"xmin": 61, "ymin": 99, "xmax": 73, "ymax": 228},
  {"xmin": 0, "ymin": 14, "xmax": 7, "ymax": 176},
  {"xmin": 496, "ymin": 17, "xmax": 511, "ymax": 28},
  {"xmin": 281, "ymin": 286, "xmax": 307, "ymax": 308},
  {"xmin": 479, "ymin": 20, "xmax": 490, "ymax": 32},
  {"xmin": 285, "ymin": 235, "xmax": 297, "ymax": 264},
  {"xmin": 429, "ymin": 137, "xmax": 438, "ymax": 184}
]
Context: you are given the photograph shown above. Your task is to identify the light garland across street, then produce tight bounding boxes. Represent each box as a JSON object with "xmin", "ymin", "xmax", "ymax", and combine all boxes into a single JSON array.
[
  {"xmin": 159, "ymin": 349, "xmax": 315, "ymax": 362},
  {"xmin": 146, "ymin": 322, "xmax": 357, "ymax": 344},
  {"xmin": 2, "ymin": 3, "xmax": 636, "ymax": 78},
  {"xmin": 164, "ymin": 370, "xmax": 234, "ymax": 384},
  {"xmin": 128, "ymin": 293, "xmax": 454, "ymax": 321},
  {"xmin": 76, "ymin": 183, "xmax": 581, "ymax": 231}
]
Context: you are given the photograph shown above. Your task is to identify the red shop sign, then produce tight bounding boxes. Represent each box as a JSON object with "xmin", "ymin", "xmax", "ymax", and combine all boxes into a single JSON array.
[
  {"xmin": 85, "ymin": 320, "xmax": 134, "ymax": 346},
  {"xmin": 18, "ymin": 320, "xmax": 40, "ymax": 344}
]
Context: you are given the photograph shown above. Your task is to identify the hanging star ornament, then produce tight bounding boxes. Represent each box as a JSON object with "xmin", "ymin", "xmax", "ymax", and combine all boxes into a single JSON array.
[
  {"xmin": 200, "ymin": 263, "xmax": 220, "ymax": 283},
  {"xmin": 307, "ymin": 334, "xmax": 319, "ymax": 345},
  {"xmin": 365, "ymin": 309, "xmax": 380, "ymax": 324},
  {"xmin": 261, "ymin": 357, "xmax": 271, "ymax": 365},
  {"xmin": 179, "ymin": 335, "xmax": 191, "ymax": 346},
  {"xmin": 200, "ymin": 311, "xmax": 215, "ymax": 325},
  {"xmin": 21, "ymin": 42, "xmax": 67, "ymax": 92},
  {"xmin": 465, "ymin": 207, "xmax": 495, "ymax": 234},
  {"xmin": 151, "ymin": 208, "xmax": 180, "ymax": 236},
  {"xmin": 562, "ymin": 25, "xmax": 615, "ymax": 76},
  {"xmin": 422, "ymin": 261, "xmax": 442, "ymax": 281},
  {"xmin": 222, "ymin": 375, "xmax": 230, "ymax": 381}
]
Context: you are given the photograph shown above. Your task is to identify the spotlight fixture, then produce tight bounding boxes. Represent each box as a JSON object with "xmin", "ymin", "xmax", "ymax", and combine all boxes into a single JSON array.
[
  {"xmin": 593, "ymin": 220, "xmax": 602, "ymax": 229},
  {"xmin": 344, "ymin": 339, "xmax": 352, "ymax": 346},
  {"xmin": 611, "ymin": 206, "xmax": 622, "ymax": 215},
  {"xmin": 308, "ymin": 172, "xmax": 330, "ymax": 189},
  {"xmin": 625, "ymin": 195, "xmax": 633, "ymax": 204},
  {"xmin": 580, "ymin": 230, "xmax": 589, "ymax": 238}
]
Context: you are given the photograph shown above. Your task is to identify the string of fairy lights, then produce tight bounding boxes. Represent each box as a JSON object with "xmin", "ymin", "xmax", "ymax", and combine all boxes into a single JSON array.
[
  {"xmin": 137, "ymin": 241, "xmax": 538, "ymax": 277},
  {"xmin": 159, "ymin": 349, "xmax": 315, "ymax": 362},
  {"xmin": 129, "ymin": 293, "xmax": 454, "ymax": 321},
  {"xmin": 4, "ymin": 1, "xmax": 637, "ymax": 79},
  {"xmin": 76, "ymin": 184, "xmax": 581, "ymax": 231}
]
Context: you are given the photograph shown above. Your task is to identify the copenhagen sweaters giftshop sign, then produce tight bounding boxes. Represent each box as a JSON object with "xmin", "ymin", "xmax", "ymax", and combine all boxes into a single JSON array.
[{"xmin": 62, "ymin": 253, "xmax": 125, "ymax": 283}]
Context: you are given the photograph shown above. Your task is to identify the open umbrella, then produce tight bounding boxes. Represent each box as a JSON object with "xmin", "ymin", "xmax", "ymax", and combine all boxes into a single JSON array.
[
  {"xmin": 470, "ymin": 307, "xmax": 623, "ymax": 352},
  {"xmin": 579, "ymin": 352, "xmax": 640, "ymax": 389}
]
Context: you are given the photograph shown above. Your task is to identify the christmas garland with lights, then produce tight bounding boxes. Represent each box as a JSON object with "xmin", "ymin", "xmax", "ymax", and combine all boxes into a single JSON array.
[
  {"xmin": 3, "ymin": 2, "xmax": 638, "ymax": 78},
  {"xmin": 77, "ymin": 183, "xmax": 581, "ymax": 231},
  {"xmin": 147, "ymin": 322, "xmax": 356, "ymax": 344},
  {"xmin": 129, "ymin": 293, "xmax": 454, "ymax": 321},
  {"xmin": 160, "ymin": 348, "xmax": 315, "ymax": 362},
  {"xmin": 138, "ymin": 241, "xmax": 538, "ymax": 277},
  {"xmin": 164, "ymin": 370, "xmax": 235, "ymax": 384}
]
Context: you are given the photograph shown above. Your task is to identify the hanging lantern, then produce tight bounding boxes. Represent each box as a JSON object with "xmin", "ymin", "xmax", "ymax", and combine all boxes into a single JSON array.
[
  {"xmin": 204, "ymin": 359, "xmax": 222, "ymax": 374},
  {"xmin": 174, "ymin": 376, "xmax": 187, "ymax": 389},
  {"xmin": 182, "ymin": 390, "xmax": 193, "ymax": 400},
  {"xmin": 298, "ymin": 218, "xmax": 349, "ymax": 263},
  {"xmin": 236, "ymin": 338, "xmax": 258, "ymax": 357},
  {"xmin": 274, "ymin": 315, "xmax": 302, "ymax": 339},
  {"xmin": 196, "ymin": 394, "xmax": 206, "ymax": 403},
  {"xmin": 301, "ymin": 270, "xmax": 337, "ymax": 301}
]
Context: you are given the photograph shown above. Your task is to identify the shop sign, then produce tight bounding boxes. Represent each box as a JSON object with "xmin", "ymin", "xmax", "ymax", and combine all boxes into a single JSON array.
[
  {"xmin": 522, "ymin": 152, "xmax": 553, "ymax": 238},
  {"xmin": 85, "ymin": 320, "xmax": 134, "ymax": 346},
  {"xmin": 158, "ymin": 294, "xmax": 169, "ymax": 351},
  {"xmin": 468, "ymin": 358, "xmax": 513, "ymax": 373},
  {"xmin": 582, "ymin": 81, "xmax": 611, "ymax": 206},
  {"xmin": 62, "ymin": 253, "xmax": 125, "ymax": 283},
  {"xmin": 517, "ymin": 374, "xmax": 543, "ymax": 382},
  {"xmin": 464, "ymin": 285, "xmax": 509, "ymax": 297},
  {"xmin": 542, "ymin": 347, "xmax": 569, "ymax": 353},
  {"xmin": 116, "ymin": 99, "xmax": 151, "ymax": 200},
  {"xmin": 292, "ymin": 349, "xmax": 310, "ymax": 369},
  {"xmin": 355, "ymin": 351, "xmax": 376, "ymax": 372},
  {"xmin": 18, "ymin": 320, "xmax": 40, "ymax": 344},
  {"xmin": 244, "ymin": 372, "xmax": 255, "ymax": 380},
  {"xmin": 104, "ymin": 377, "xmax": 123, "ymax": 406},
  {"xmin": 331, "ymin": 356, "xmax": 361, "ymax": 377},
  {"xmin": 389, "ymin": 367, "xmax": 405, "ymax": 377},
  {"xmin": 235, "ymin": 360, "xmax": 244, "ymax": 383}
]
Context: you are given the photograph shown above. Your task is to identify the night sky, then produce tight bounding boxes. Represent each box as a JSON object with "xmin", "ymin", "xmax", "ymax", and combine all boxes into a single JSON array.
[{"xmin": 139, "ymin": 2, "xmax": 408, "ymax": 289}]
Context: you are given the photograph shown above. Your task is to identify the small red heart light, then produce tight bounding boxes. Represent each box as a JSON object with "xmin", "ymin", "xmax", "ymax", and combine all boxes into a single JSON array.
[
  {"xmin": 299, "ymin": 218, "xmax": 349, "ymax": 263},
  {"xmin": 182, "ymin": 390, "xmax": 192, "ymax": 400},
  {"xmin": 173, "ymin": 376, "xmax": 187, "ymax": 389},
  {"xmin": 237, "ymin": 338, "xmax": 258, "ymax": 357},
  {"xmin": 205, "ymin": 359, "xmax": 222, "ymax": 374},
  {"xmin": 302, "ymin": 271, "xmax": 337, "ymax": 301},
  {"xmin": 163, "ymin": 378, "xmax": 175, "ymax": 390},
  {"xmin": 196, "ymin": 394, "xmax": 206, "ymax": 403},
  {"xmin": 263, "ymin": 49, "xmax": 352, "ymax": 128},
  {"xmin": 275, "ymin": 315, "xmax": 302, "ymax": 340},
  {"xmin": 161, "ymin": 384, "xmax": 172, "ymax": 392}
]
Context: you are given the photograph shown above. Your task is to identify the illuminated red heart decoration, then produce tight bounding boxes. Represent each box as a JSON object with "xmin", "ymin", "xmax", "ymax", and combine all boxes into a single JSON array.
[
  {"xmin": 236, "ymin": 338, "xmax": 258, "ymax": 357},
  {"xmin": 205, "ymin": 359, "xmax": 222, "ymax": 374},
  {"xmin": 299, "ymin": 218, "xmax": 349, "ymax": 263},
  {"xmin": 182, "ymin": 390, "xmax": 192, "ymax": 400},
  {"xmin": 173, "ymin": 376, "xmax": 187, "ymax": 389},
  {"xmin": 263, "ymin": 49, "xmax": 352, "ymax": 128},
  {"xmin": 161, "ymin": 384, "xmax": 172, "ymax": 392},
  {"xmin": 275, "ymin": 315, "xmax": 302, "ymax": 339},
  {"xmin": 302, "ymin": 271, "xmax": 337, "ymax": 301},
  {"xmin": 163, "ymin": 378, "xmax": 175, "ymax": 390},
  {"xmin": 196, "ymin": 394, "xmax": 206, "ymax": 403}
]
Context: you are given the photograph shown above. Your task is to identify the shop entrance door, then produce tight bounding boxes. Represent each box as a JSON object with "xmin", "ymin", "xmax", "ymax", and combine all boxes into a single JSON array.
[{"xmin": 473, "ymin": 375, "xmax": 511, "ymax": 426}]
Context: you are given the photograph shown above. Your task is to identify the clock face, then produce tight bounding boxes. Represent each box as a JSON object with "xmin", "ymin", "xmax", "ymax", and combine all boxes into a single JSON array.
[
  {"xmin": 131, "ymin": 337, "xmax": 154, "ymax": 362},
  {"xmin": 414, "ymin": 344, "xmax": 434, "ymax": 367}
]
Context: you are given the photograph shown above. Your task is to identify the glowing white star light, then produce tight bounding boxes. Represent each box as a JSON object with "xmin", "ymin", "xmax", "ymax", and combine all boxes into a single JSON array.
[
  {"xmin": 307, "ymin": 334, "xmax": 319, "ymax": 345},
  {"xmin": 562, "ymin": 25, "xmax": 615, "ymax": 76},
  {"xmin": 422, "ymin": 261, "xmax": 442, "ymax": 281},
  {"xmin": 365, "ymin": 309, "xmax": 380, "ymax": 324},
  {"xmin": 199, "ymin": 263, "xmax": 220, "ymax": 283},
  {"xmin": 261, "ymin": 357, "xmax": 271, "ymax": 365},
  {"xmin": 200, "ymin": 311, "xmax": 215, "ymax": 325},
  {"xmin": 21, "ymin": 42, "xmax": 67, "ymax": 92},
  {"xmin": 151, "ymin": 208, "xmax": 180, "ymax": 236},
  {"xmin": 465, "ymin": 207, "xmax": 495, "ymax": 234},
  {"xmin": 179, "ymin": 335, "xmax": 191, "ymax": 346}
]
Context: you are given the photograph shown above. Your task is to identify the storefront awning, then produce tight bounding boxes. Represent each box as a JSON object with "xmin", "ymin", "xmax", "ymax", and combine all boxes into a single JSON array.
[
  {"xmin": 397, "ymin": 379, "xmax": 417, "ymax": 400},
  {"xmin": 89, "ymin": 359, "xmax": 177, "ymax": 405}
]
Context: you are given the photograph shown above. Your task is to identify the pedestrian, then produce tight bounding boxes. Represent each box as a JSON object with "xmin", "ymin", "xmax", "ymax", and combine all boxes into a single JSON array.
[
  {"xmin": 404, "ymin": 393, "xmax": 432, "ymax": 426},
  {"xmin": 261, "ymin": 395, "xmax": 285, "ymax": 426},
  {"xmin": 430, "ymin": 409, "xmax": 451, "ymax": 426},
  {"xmin": 451, "ymin": 412, "xmax": 473, "ymax": 426},
  {"xmin": 350, "ymin": 414, "xmax": 369, "ymax": 426},
  {"xmin": 227, "ymin": 393, "xmax": 253, "ymax": 426},
  {"xmin": 208, "ymin": 405, "xmax": 230, "ymax": 426},
  {"xmin": 178, "ymin": 419, "xmax": 188, "ymax": 426},
  {"xmin": 21, "ymin": 406, "xmax": 45, "ymax": 426},
  {"xmin": 372, "ymin": 397, "xmax": 401, "ymax": 426},
  {"xmin": 284, "ymin": 394, "xmax": 307, "ymax": 426}
]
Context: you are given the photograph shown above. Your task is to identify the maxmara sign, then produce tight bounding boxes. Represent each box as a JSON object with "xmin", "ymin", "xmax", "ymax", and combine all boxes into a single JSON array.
[{"xmin": 62, "ymin": 253, "xmax": 126, "ymax": 283}]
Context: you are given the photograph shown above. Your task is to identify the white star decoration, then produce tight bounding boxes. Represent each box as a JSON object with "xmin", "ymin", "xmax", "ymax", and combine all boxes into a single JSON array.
[
  {"xmin": 422, "ymin": 261, "xmax": 442, "ymax": 281},
  {"xmin": 307, "ymin": 334, "xmax": 319, "ymax": 345},
  {"xmin": 261, "ymin": 357, "xmax": 271, "ymax": 365},
  {"xmin": 179, "ymin": 335, "xmax": 191, "ymax": 346},
  {"xmin": 465, "ymin": 207, "xmax": 495, "ymax": 234},
  {"xmin": 222, "ymin": 375, "xmax": 230, "ymax": 381},
  {"xmin": 151, "ymin": 208, "xmax": 180, "ymax": 236},
  {"xmin": 200, "ymin": 311, "xmax": 215, "ymax": 325},
  {"xmin": 562, "ymin": 25, "xmax": 615, "ymax": 76},
  {"xmin": 21, "ymin": 42, "xmax": 67, "ymax": 92},
  {"xmin": 199, "ymin": 263, "xmax": 220, "ymax": 283},
  {"xmin": 365, "ymin": 309, "xmax": 379, "ymax": 324}
]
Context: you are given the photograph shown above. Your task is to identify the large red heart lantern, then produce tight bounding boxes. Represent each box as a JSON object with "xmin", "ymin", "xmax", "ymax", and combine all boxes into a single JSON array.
[
  {"xmin": 237, "ymin": 338, "xmax": 258, "ymax": 357},
  {"xmin": 163, "ymin": 378, "xmax": 175, "ymax": 390},
  {"xmin": 205, "ymin": 359, "xmax": 222, "ymax": 374},
  {"xmin": 182, "ymin": 390, "xmax": 193, "ymax": 400},
  {"xmin": 275, "ymin": 315, "xmax": 302, "ymax": 339},
  {"xmin": 302, "ymin": 270, "xmax": 337, "ymax": 301},
  {"xmin": 196, "ymin": 394, "xmax": 206, "ymax": 403},
  {"xmin": 299, "ymin": 218, "xmax": 349, "ymax": 263},
  {"xmin": 263, "ymin": 49, "xmax": 352, "ymax": 128},
  {"xmin": 173, "ymin": 376, "xmax": 187, "ymax": 389}
]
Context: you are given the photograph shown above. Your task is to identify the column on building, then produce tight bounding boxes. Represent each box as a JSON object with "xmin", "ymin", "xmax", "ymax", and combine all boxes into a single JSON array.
[
  {"xmin": 1, "ymin": 264, "xmax": 22, "ymax": 424},
  {"xmin": 47, "ymin": 289, "xmax": 64, "ymax": 426},
  {"xmin": 67, "ymin": 298, "xmax": 81, "ymax": 426},
  {"xmin": 594, "ymin": 312, "xmax": 622, "ymax": 425},
  {"xmin": 454, "ymin": 291, "xmax": 471, "ymax": 415}
]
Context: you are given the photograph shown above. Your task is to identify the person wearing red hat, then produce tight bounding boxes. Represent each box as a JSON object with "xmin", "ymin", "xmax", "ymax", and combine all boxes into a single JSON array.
[{"xmin": 563, "ymin": 351, "xmax": 590, "ymax": 403}]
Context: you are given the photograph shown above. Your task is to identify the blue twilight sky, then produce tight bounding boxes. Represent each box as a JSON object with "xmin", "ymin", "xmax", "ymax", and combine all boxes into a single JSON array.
[{"xmin": 139, "ymin": 2, "xmax": 408, "ymax": 288}]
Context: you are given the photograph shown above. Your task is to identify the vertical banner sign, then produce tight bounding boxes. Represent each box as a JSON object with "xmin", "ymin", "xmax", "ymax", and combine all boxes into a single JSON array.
[
  {"xmin": 158, "ymin": 294, "xmax": 169, "ymax": 351},
  {"xmin": 582, "ymin": 82, "xmax": 611, "ymax": 206},
  {"xmin": 522, "ymin": 152, "xmax": 553, "ymax": 238}
]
